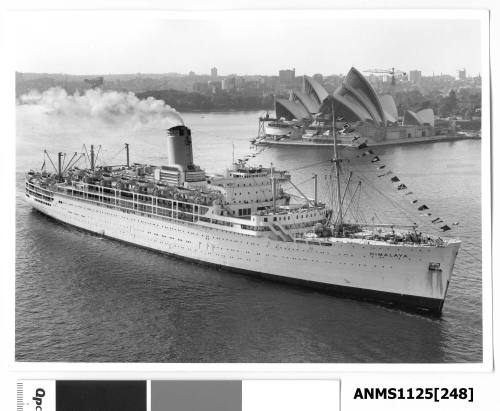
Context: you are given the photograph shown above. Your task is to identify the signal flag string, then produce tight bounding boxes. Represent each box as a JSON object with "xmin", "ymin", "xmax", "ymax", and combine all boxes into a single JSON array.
[{"xmin": 353, "ymin": 139, "xmax": 454, "ymax": 233}]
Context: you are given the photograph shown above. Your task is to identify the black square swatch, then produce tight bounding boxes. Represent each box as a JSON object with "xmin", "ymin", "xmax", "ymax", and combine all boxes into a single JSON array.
[{"xmin": 56, "ymin": 380, "xmax": 146, "ymax": 411}]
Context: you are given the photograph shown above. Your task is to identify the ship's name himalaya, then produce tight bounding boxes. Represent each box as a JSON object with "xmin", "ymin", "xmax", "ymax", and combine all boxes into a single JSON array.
[{"xmin": 370, "ymin": 251, "xmax": 409, "ymax": 259}]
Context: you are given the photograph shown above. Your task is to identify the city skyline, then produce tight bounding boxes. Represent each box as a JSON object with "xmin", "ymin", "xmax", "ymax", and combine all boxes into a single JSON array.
[
  {"xmin": 11, "ymin": 15, "xmax": 482, "ymax": 77},
  {"xmin": 15, "ymin": 67, "xmax": 479, "ymax": 80}
]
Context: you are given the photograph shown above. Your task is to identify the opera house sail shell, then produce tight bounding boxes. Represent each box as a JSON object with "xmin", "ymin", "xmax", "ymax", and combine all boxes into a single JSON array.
[
  {"xmin": 331, "ymin": 67, "xmax": 396, "ymax": 125},
  {"xmin": 275, "ymin": 97, "xmax": 311, "ymax": 120},
  {"xmin": 379, "ymin": 94, "xmax": 399, "ymax": 124},
  {"xmin": 403, "ymin": 108, "xmax": 435, "ymax": 127},
  {"xmin": 292, "ymin": 90, "xmax": 320, "ymax": 114},
  {"xmin": 415, "ymin": 108, "xmax": 435, "ymax": 126},
  {"xmin": 303, "ymin": 75, "xmax": 329, "ymax": 107},
  {"xmin": 275, "ymin": 76, "xmax": 331, "ymax": 121},
  {"xmin": 403, "ymin": 110, "xmax": 423, "ymax": 125}
]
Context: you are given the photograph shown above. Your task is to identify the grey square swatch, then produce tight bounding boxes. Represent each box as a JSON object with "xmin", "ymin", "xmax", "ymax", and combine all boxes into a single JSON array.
[{"xmin": 151, "ymin": 380, "xmax": 242, "ymax": 411}]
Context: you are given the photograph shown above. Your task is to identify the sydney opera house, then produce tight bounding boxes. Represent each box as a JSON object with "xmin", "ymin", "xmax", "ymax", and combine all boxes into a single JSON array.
[{"xmin": 274, "ymin": 67, "xmax": 435, "ymax": 142}]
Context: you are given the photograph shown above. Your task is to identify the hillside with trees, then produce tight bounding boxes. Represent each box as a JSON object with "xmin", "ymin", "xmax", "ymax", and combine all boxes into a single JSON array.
[{"xmin": 136, "ymin": 89, "xmax": 274, "ymax": 112}]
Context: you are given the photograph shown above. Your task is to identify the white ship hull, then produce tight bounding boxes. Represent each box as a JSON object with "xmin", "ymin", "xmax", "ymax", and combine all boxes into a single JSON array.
[
  {"xmin": 264, "ymin": 125, "xmax": 292, "ymax": 136},
  {"xmin": 264, "ymin": 124, "xmax": 303, "ymax": 140},
  {"xmin": 27, "ymin": 192, "xmax": 460, "ymax": 314}
]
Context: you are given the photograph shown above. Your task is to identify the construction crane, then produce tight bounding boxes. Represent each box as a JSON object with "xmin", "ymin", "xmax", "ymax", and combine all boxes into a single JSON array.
[{"xmin": 363, "ymin": 68, "xmax": 407, "ymax": 86}]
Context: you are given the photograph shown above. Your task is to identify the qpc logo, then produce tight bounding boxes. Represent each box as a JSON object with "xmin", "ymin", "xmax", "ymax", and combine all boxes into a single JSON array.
[{"xmin": 32, "ymin": 388, "xmax": 45, "ymax": 411}]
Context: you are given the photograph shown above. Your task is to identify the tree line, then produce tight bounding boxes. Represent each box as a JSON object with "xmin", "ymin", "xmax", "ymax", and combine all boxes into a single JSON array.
[
  {"xmin": 137, "ymin": 89, "xmax": 274, "ymax": 112},
  {"xmin": 393, "ymin": 87, "xmax": 481, "ymax": 118}
]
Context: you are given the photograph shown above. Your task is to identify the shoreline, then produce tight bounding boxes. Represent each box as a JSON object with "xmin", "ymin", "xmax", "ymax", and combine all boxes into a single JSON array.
[{"xmin": 254, "ymin": 134, "xmax": 480, "ymax": 148}]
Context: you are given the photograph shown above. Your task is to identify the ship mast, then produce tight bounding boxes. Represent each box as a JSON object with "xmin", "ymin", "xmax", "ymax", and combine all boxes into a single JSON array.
[
  {"xmin": 90, "ymin": 144, "xmax": 95, "ymax": 171},
  {"xmin": 271, "ymin": 162, "xmax": 276, "ymax": 211},
  {"xmin": 57, "ymin": 152, "xmax": 63, "ymax": 179},
  {"xmin": 332, "ymin": 97, "xmax": 343, "ymax": 228},
  {"xmin": 313, "ymin": 173, "xmax": 318, "ymax": 206}
]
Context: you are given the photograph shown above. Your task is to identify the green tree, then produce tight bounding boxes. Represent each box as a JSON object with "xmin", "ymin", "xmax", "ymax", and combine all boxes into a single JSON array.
[{"xmin": 439, "ymin": 89, "xmax": 458, "ymax": 116}]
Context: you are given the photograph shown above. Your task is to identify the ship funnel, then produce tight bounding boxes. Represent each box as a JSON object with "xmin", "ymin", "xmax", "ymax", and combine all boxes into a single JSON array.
[
  {"xmin": 166, "ymin": 125, "xmax": 194, "ymax": 171},
  {"xmin": 158, "ymin": 125, "xmax": 205, "ymax": 186}
]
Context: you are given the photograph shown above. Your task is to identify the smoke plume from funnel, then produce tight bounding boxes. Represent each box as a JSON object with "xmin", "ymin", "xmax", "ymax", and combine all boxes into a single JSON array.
[{"xmin": 18, "ymin": 87, "xmax": 184, "ymax": 127}]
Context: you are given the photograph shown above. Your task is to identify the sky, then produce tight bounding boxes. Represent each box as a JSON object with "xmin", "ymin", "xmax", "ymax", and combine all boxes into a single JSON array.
[{"xmin": 11, "ymin": 14, "xmax": 483, "ymax": 77}]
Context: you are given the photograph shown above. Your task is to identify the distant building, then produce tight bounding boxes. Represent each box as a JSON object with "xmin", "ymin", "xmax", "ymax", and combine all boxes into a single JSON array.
[
  {"xmin": 312, "ymin": 73, "xmax": 323, "ymax": 83},
  {"xmin": 235, "ymin": 76, "xmax": 245, "ymax": 89},
  {"xmin": 409, "ymin": 70, "xmax": 422, "ymax": 84},
  {"xmin": 211, "ymin": 67, "xmax": 218, "ymax": 78},
  {"xmin": 366, "ymin": 74, "xmax": 378, "ymax": 85},
  {"xmin": 457, "ymin": 68, "xmax": 466, "ymax": 80},
  {"xmin": 245, "ymin": 79, "xmax": 261, "ymax": 89},
  {"xmin": 473, "ymin": 73, "xmax": 482, "ymax": 86},
  {"xmin": 193, "ymin": 82, "xmax": 209, "ymax": 93},
  {"xmin": 323, "ymin": 74, "xmax": 344, "ymax": 91},
  {"xmin": 279, "ymin": 68, "xmax": 295, "ymax": 82},
  {"xmin": 208, "ymin": 80, "xmax": 222, "ymax": 93},
  {"xmin": 222, "ymin": 76, "xmax": 237, "ymax": 91},
  {"xmin": 84, "ymin": 76, "xmax": 104, "ymax": 88},
  {"xmin": 188, "ymin": 71, "xmax": 196, "ymax": 76}
]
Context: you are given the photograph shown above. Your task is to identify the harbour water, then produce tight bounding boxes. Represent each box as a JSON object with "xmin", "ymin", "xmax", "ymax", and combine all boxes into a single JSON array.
[{"xmin": 16, "ymin": 107, "xmax": 483, "ymax": 362}]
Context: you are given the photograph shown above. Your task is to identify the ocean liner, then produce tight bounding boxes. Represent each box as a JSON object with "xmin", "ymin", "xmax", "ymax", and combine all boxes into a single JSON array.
[{"xmin": 25, "ymin": 121, "xmax": 460, "ymax": 314}]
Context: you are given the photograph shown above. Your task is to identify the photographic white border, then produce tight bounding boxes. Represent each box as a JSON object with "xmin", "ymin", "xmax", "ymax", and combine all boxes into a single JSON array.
[{"xmin": 0, "ymin": 3, "xmax": 494, "ymax": 395}]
